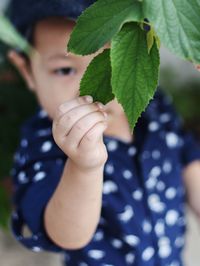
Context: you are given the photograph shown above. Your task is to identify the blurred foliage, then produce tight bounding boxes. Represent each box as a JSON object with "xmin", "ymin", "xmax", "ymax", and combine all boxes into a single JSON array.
[
  {"xmin": 0, "ymin": 14, "xmax": 32, "ymax": 55},
  {"xmin": 0, "ymin": 59, "xmax": 37, "ymax": 179},
  {"xmin": 0, "ymin": 80, "xmax": 37, "ymax": 177},
  {"xmin": 0, "ymin": 185, "xmax": 11, "ymax": 230},
  {"xmin": 0, "ymin": 44, "xmax": 37, "ymax": 229}
]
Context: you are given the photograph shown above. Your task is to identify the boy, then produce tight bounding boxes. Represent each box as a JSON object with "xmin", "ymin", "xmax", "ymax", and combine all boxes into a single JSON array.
[{"xmin": 8, "ymin": 0, "xmax": 200, "ymax": 265}]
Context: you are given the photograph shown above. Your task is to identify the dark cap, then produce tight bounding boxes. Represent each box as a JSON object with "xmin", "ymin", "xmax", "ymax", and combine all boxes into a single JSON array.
[{"xmin": 8, "ymin": 0, "xmax": 96, "ymax": 38}]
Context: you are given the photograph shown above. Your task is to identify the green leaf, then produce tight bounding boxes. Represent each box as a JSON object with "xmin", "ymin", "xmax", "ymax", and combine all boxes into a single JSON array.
[
  {"xmin": 146, "ymin": 26, "xmax": 161, "ymax": 53},
  {"xmin": 0, "ymin": 15, "xmax": 32, "ymax": 55},
  {"xmin": 147, "ymin": 28, "xmax": 154, "ymax": 54},
  {"xmin": 67, "ymin": 0, "xmax": 144, "ymax": 55},
  {"xmin": 0, "ymin": 186, "xmax": 11, "ymax": 231},
  {"xmin": 111, "ymin": 22, "xmax": 160, "ymax": 130},
  {"xmin": 79, "ymin": 48, "xmax": 114, "ymax": 104},
  {"xmin": 155, "ymin": 35, "xmax": 161, "ymax": 50},
  {"xmin": 143, "ymin": 0, "xmax": 200, "ymax": 63}
]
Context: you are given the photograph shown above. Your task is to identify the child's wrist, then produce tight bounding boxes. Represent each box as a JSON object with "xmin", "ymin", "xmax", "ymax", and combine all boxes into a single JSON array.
[{"xmin": 66, "ymin": 157, "xmax": 105, "ymax": 176}]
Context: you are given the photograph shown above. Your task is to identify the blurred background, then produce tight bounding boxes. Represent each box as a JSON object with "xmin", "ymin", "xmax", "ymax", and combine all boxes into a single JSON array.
[{"xmin": 0, "ymin": 0, "xmax": 200, "ymax": 265}]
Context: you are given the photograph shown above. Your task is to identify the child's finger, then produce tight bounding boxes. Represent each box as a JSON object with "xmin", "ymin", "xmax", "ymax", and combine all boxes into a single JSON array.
[
  {"xmin": 80, "ymin": 120, "xmax": 107, "ymax": 147},
  {"xmin": 53, "ymin": 102, "xmax": 105, "ymax": 138},
  {"xmin": 54, "ymin": 95, "xmax": 93, "ymax": 121},
  {"xmin": 65, "ymin": 110, "xmax": 107, "ymax": 148}
]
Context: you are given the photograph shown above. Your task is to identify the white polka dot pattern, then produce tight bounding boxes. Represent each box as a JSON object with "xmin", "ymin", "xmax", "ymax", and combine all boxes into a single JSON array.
[
  {"xmin": 41, "ymin": 141, "xmax": 52, "ymax": 152},
  {"xmin": 142, "ymin": 246, "xmax": 155, "ymax": 261}
]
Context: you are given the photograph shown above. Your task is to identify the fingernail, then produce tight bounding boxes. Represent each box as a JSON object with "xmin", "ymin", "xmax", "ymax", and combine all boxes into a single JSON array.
[{"xmin": 84, "ymin": 95, "xmax": 93, "ymax": 103}]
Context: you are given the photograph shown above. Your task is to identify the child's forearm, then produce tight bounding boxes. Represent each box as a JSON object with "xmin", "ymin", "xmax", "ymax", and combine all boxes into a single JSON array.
[{"xmin": 44, "ymin": 158, "xmax": 104, "ymax": 250}]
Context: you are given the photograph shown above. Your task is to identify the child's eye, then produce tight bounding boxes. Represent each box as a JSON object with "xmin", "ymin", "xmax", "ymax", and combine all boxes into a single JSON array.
[{"xmin": 53, "ymin": 67, "xmax": 77, "ymax": 76}]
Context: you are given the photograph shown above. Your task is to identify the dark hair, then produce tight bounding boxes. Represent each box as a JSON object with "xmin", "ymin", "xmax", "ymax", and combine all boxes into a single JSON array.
[
  {"xmin": 7, "ymin": 0, "xmax": 96, "ymax": 59},
  {"xmin": 14, "ymin": 24, "xmax": 35, "ymax": 63}
]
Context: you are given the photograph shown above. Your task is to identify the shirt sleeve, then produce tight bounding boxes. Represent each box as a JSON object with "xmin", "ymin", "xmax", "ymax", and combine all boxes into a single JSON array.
[
  {"xmin": 10, "ymin": 137, "xmax": 68, "ymax": 253},
  {"xmin": 157, "ymin": 88, "xmax": 200, "ymax": 167}
]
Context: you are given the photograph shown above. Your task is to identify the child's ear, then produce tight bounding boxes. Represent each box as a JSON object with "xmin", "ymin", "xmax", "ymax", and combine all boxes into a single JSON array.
[{"xmin": 7, "ymin": 50, "xmax": 36, "ymax": 91}]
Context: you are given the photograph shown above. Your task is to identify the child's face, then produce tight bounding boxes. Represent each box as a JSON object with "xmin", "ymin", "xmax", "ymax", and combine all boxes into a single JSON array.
[{"xmin": 8, "ymin": 17, "xmax": 124, "ymax": 120}]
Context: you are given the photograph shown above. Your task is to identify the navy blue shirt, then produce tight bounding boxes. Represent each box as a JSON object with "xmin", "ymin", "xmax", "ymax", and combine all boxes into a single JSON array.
[{"xmin": 10, "ymin": 87, "xmax": 200, "ymax": 266}]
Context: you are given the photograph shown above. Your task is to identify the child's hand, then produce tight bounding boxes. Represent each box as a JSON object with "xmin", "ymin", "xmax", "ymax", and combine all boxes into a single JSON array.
[{"xmin": 52, "ymin": 96, "xmax": 108, "ymax": 172}]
